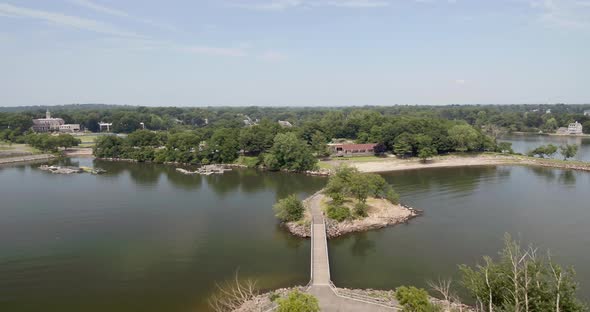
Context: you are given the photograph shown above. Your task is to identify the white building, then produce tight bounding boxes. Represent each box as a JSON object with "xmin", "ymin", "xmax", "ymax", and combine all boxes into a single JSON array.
[
  {"xmin": 568, "ymin": 121, "xmax": 583, "ymax": 135},
  {"xmin": 59, "ymin": 124, "xmax": 81, "ymax": 133},
  {"xmin": 32, "ymin": 110, "xmax": 65, "ymax": 132},
  {"xmin": 278, "ymin": 120, "xmax": 293, "ymax": 128},
  {"xmin": 98, "ymin": 122, "xmax": 112, "ymax": 132},
  {"xmin": 584, "ymin": 110, "xmax": 590, "ymax": 116}
]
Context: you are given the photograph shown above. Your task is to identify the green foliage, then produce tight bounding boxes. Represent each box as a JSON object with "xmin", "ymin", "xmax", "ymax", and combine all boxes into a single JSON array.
[
  {"xmin": 448, "ymin": 124, "xmax": 479, "ymax": 152},
  {"xmin": 325, "ymin": 166, "xmax": 400, "ymax": 213},
  {"xmin": 24, "ymin": 133, "xmax": 80, "ymax": 152},
  {"xmin": 269, "ymin": 292, "xmax": 280, "ymax": 302},
  {"xmin": 460, "ymin": 234, "xmax": 587, "ymax": 312},
  {"xmin": 264, "ymin": 133, "xmax": 317, "ymax": 172},
  {"xmin": 560, "ymin": 144, "xmax": 578, "ymax": 160},
  {"xmin": 395, "ymin": 286, "xmax": 439, "ymax": 312},
  {"xmin": 496, "ymin": 142, "xmax": 514, "ymax": 154},
  {"xmin": 353, "ymin": 202, "xmax": 368, "ymax": 217},
  {"xmin": 273, "ymin": 195, "xmax": 305, "ymax": 222},
  {"xmin": 418, "ymin": 147, "xmax": 437, "ymax": 162},
  {"xmin": 394, "ymin": 133, "xmax": 413, "ymax": 158},
  {"xmin": 326, "ymin": 203, "xmax": 351, "ymax": 222},
  {"xmin": 528, "ymin": 144, "xmax": 558, "ymax": 158},
  {"xmin": 276, "ymin": 290, "xmax": 320, "ymax": 312}
]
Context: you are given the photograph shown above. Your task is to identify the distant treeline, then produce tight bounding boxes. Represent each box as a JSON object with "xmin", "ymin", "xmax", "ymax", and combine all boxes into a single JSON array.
[{"xmin": 1, "ymin": 104, "xmax": 589, "ymax": 135}]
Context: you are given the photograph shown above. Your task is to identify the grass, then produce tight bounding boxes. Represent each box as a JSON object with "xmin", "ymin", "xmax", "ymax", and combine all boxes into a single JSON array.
[
  {"xmin": 234, "ymin": 156, "xmax": 259, "ymax": 168},
  {"xmin": 0, "ymin": 142, "xmax": 41, "ymax": 154}
]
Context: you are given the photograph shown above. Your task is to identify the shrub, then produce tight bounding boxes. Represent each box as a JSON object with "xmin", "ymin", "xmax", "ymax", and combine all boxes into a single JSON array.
[
  {"xmin": 353, "ymin": 202, "xmax": 368, "ymax": 218},
  {"xmin": 276, "ymin": 290, "xmax": 320, "ymax": 312},
  {"xmin": 395, "ymin": 286, "xmax": 438, "ymax": 312},
  {"xmin": 326, "ymin": 204, "xmax": 351, "ymax": 222},
  {"xmin": 273, "ymin": 195, "xmax": 304, "ymax": 222}
]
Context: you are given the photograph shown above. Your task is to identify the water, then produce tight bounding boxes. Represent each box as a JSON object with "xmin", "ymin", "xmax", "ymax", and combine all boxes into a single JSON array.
[
  {"xmin": 0, "ymin": 158, "xmax": 325, "ymax": 312},
  {"xmin": 330, "ymin": 166, "xmax": 590, "ymax": 301},
  {"xmin": 498, "ymin": 134, "xmax": 590, "ymax": 161},
  {"xmin": 1, "ymin": 159, "xmax": 589, "ymax": 311}
]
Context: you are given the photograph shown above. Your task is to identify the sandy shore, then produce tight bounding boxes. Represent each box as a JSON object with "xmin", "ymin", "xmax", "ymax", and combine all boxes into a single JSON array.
[
  {"xmin": 338, "ymin": 154, "xmax": 518, "ymax": 173},
  {"xmin": 322, "ymin": 154, "xmax": 590, "ymax": 174},
  {"xmin": 63, "ymin": 148, "xmax": 94, "ymax": 157}
]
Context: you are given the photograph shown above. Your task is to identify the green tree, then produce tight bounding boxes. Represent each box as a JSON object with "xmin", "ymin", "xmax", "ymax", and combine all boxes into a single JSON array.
[
  {"xmin": 394, "ymin": 133, "xmax": 414, "ymax": 158},
  {"xmin": 528, "ymin": 144, "xmax": 558, "ymax": 158},
  {"xmin": 273, "ymin": 195, "xmax": 305, "ymax": 222},
  {"xmin": 276, "ymin": 290, "xmax": 320, "ymax": 312},
  {"xmin": 310, "ymin": 131, "xmax": 329, "ymax": 157},
  {"xmin": 418, "ymin": 147, "xmax": 437, "ymax": 162},
  {"xmin": 265, "ymin": 133, "xmax": 317, "ymax": 172},
  {"xmin": 395, "ymin": 286, "xmax": 439, "ymax": 312},
  {"xmin": 448, "ymin": 124, "xmax": 479, "ymax": 152},
  {"xmin": 560, "ymin": 144, "xmax": 578, "ymax": 160},
  {"xmin": 207, "ymin": 128, "xmax": 240, "ymax": 163},
  {"xmin": 57, "ymin": 134, "xmax": 81, "ymax": 150},
  {"xmin": 460, "ymin": 234, "xmax": 586, "ymax": 312},
  {"xmin": 496, "ymin": 142, "xmax": 513, "ymax": 154}
]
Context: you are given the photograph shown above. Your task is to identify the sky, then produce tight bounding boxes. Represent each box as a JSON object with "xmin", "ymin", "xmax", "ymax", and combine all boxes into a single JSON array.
[{"xmin": 0, "ymin": 0, "xmax": 589, "ymax": 107}]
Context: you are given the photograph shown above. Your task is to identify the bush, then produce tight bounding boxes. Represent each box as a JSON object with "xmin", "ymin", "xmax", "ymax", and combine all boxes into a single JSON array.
[
  {"xmin": 395, "ymin": 286, "xmax": 438, "ymax": 312},
  {"xmin": 326, "ymin": 204, "xmax": 351, "ymax": 222},
  {"xmin": 273, "ymin": 195, "xmax": 304, "ymax": 222},
  {"xmin": 276, "ymin": 290, "xmax": 320, "ymax": 312},
  {"xmin": 353, "ymin": 202, "xmax": 368, "ymax": 218}
]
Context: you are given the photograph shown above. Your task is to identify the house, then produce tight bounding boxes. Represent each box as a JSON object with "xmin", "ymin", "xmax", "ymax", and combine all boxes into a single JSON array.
[
  {"xmin": 98, "ymin": 122, "xmax": 112, "ymax": 132},
  {"xmin": 568, "ymin": 121, "xmax": 583, "ymax": 135},
  {"xmin": 278, "ymin": 120, "xmax": 293, "ymax": 128},
  {"xmin": 32, "ymin": 110, "xmax": 65, "ymax": 132},
  {"xmin": 584, "ymin": 110, "xmax": 590, "ymax": 116},
  {"xmin": 59, "ymin": 124, "xmax": 81, "ymax": 133},
  {"xmin": 328, "ymin": 143, "xmax": 377, "ymax": 157}
]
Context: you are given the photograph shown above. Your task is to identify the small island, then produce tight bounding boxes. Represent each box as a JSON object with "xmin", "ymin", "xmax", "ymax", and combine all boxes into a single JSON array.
[{"xmin": 277, "ymin": 166, "xmax": 421, "ymax": 238}]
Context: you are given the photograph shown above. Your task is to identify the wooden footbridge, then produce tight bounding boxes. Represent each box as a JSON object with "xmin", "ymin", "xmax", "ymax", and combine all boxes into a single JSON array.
[{"xmin": 305, "ymin": 193, "xmax": 399, "ymax": 312}]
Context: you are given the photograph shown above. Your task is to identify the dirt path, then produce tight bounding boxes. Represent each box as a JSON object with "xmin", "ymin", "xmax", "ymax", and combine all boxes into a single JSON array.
[{"xmin": 0, "ymin": 154, "xmax": 55, "ymax": 165}]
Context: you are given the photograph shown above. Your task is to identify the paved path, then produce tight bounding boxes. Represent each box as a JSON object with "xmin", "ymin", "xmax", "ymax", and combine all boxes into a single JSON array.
[{"xmin": 306, "ymin": 193, "xmax": 398, "ymax": 311}]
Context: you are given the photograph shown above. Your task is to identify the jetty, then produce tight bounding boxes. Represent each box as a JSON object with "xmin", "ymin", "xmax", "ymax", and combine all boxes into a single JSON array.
[
  {"xmin": 175, "ymin": 165, "xmax": 231, "ymax": 176},
  {"xmin": 303, "ymin": 193, "xmax": 400, "ymax": 312}
]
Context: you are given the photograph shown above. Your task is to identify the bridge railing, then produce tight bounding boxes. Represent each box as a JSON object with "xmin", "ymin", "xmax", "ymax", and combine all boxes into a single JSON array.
[{"xmin": 328, "ymin": 281, "xmax": 401, "ymax": 310}]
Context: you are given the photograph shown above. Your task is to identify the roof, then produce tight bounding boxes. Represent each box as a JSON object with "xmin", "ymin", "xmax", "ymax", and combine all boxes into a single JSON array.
[{"xmin": 331, "ymin": 143, "xmax": 377, "ymax": 151}]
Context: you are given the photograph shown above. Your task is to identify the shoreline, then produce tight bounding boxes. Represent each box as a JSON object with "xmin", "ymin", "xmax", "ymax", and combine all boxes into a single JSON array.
[
  {"xmin": 323, "ymin": 154, "xmax": 590, "ymax": 174},
  {"xmin": 285, "ymin": 192, "xmax": 421, "ymax": 239},
  {"xmin": 0, "ymin": 154, "xmax": 55, "ymax": 165}
]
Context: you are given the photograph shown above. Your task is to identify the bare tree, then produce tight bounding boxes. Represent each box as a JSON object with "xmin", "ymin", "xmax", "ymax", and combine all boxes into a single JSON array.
[
  {"xmin": 548, "ymin": 253, "xmax": 562, "ymax": 312},
  {"xmin": 428, "ymin": 278, "xmax": 453, "ymax": 311},
  {"xmin": 208, "ymin": 272, "xmax": 259, "ymax": 312}
]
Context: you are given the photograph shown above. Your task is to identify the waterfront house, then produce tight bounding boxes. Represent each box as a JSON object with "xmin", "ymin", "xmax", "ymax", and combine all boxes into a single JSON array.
[
  {"xmin": 568, "ymin": 121, "xmax": 583, "ymax": 135},
  {"xmin": 32, "ymin": 110, "xmax": 65, "ymax": 132},
  {"xmin": 59, "ymin": 124, "xmax": 81, "ymax": 133},
  {"xmin": 98, "ymin": 122, "xmax": 112, "ymax": 132},
  {"xmin": 328, "ymin": 143, "xmax": 377, "ymax": 157}
]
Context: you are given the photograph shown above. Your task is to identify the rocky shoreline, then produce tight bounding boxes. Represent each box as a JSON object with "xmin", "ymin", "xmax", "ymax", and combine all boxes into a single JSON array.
[
  {"xmin": 324, "ymin": 204, "xmax": 421, "ymax": 238},
  {"xmin": 284, "ymin": 192, "xmax": 421, "ymax": 239},
  {"xmin": 234, "ymin": 286, "xmax": 306, "ymax": 312}
]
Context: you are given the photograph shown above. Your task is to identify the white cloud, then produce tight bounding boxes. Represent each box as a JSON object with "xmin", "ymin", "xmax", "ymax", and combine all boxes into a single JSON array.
[
  {"xmin": 0, "ymin": 2, "xmax": 140, "ymax": 37},
  {"xmin": 529, "ymin": 0, "xmax": 590, "ymax": 29},
  {"xmin": 455, "ymin": 79, "xmax": 466, "ymax": 85},
  {"xmin": 183, "ymin": 46, "xmax": 248, "ymax": 57},
  {"xmin": 68, "ymin": 0, "xmax": 128, "ymax": 17},
  {"xmin": 68, "ymin": 0, "xmax": 178, "ymax": 32},
  {"xmin": 230, "ymin": 0, "xmax": 390, "ymax": 10},
  {"xmin": 260, "ymin": 50, "xmax": 288, "ymax": 61}
]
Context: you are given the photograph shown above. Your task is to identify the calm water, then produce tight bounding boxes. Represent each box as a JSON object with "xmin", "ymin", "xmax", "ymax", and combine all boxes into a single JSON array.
[
  {"xmin": 499, "ymin": 134, "xmax": 590, "ymax": 161},
  {"xmin": 330, "ymin": 166, "xmax": 590, "ymax": 300},
  {"xmin": 0, "ymin": 158, "xmax": 325, "ymax": 312},
  {"xmin": 1, "ymin": 159, "xmax": 589, "ymax": 311}
]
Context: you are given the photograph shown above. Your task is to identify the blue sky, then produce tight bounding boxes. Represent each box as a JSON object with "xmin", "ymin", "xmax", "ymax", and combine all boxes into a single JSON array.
[{"xmin": 0, "ymin": 0, "xmax": 589, "ymax": 106}]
